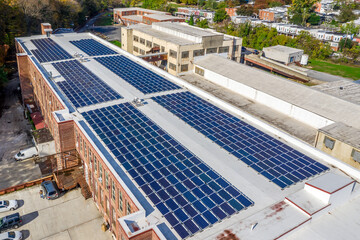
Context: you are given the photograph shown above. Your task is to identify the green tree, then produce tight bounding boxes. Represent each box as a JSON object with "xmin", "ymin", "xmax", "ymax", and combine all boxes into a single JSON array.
[
  {"xmin": 338, "ymin": 4, "xmax": 357, "ymax": 23},
  {"xmin": 289, "ymin": 0, "xmax": 319, "ymax": 25},
  {"xmin": 189, "ymin": 15, "xmax": 194, "ymax": 26},
  {"xmin": 214, "ymin": 9, "xmax": 229, "ymax": 23},
  {"xmin": 307, "ymin": 13, "xmax": 320, "ymax": 25},
  {"xmin": 196, "ymin": 19, "xmax": 209, "ymax": 28},
  {"xmin": 339, "ymin": 38, "xmax": 354, "ymax": 52},
  {"xmin": 340, "ymin": 22, "xmax": 360, "ymax": 35},
  {"xmin": 236, "ymin": 5, "xmax": 254, "ymax": 16}
]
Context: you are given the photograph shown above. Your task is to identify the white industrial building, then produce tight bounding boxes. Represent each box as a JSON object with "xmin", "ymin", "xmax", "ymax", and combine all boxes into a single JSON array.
[{"xmin": 262, "ymin": 45, "xmax": 304, "ymax": 65}]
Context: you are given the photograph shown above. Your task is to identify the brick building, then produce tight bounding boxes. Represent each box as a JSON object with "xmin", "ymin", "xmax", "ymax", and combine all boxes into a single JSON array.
[
  {"xmin": 15, "ymin": 24, "xmax": 360, "ymax": 240},
  {"xmin": 114, "ymin": 7, "xmax": 184, "ymax": 26}
]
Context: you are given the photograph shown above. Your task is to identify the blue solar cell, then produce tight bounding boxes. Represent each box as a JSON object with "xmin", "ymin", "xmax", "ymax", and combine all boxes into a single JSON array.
[
  {"xmin": 152, "ymin": 92, "xmax": 329, "ymax": 188},
  {"xmin": 31, "ymin": 38, "xmax": 72, "ymax": 62},
  {"xmin": 212, "ymin": 206, "xmax": 227, "ymax": 220},
  {"xmin": 174, "ymin": 224, "xmax": 189, "ymax": 239},
  {"xmin": 82, "ymin": 103, "xmax": 254, "ymax": 238},
  {"xmin": 70, "ymin": 39, "xmax": 117, "ymax": 56},
  {"xmin": 95, "ymin": 55, "xmax": 180, "ymax": 94},
  {"xmin": 52, "ymin": 60, "xmax": 122, "ymax": 108},
  {"xmin": 193, "ymin": 215, "xmax": 209, "ymax": 229}
]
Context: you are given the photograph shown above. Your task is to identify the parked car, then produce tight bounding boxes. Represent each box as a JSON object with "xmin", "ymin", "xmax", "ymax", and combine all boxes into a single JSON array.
[
  {"xmin": 0, "ymin": 201, "xmax": 18, "ymax": 213},
  {"xmin": 0, "ymin": 231, "xmax": 22, "ymax": 240},
  {"xmin": 40, "ymin": 181, "xmax": 59, "ymax": 200},
  {"xmin": 0, "ymin": 213, "xmax": 22, "ymax": 233},
  {"xmin": 14, "ymin": 147, "xmax": 38, "ymax": 161}
]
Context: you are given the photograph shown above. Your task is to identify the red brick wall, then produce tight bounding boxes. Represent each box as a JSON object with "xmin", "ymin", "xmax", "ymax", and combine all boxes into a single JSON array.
[{"xmin": 259, "ymin": 10, "xmax": 274, "ymax": 21}]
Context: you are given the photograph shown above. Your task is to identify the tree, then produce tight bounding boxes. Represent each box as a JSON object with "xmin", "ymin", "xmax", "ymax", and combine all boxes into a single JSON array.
[
  {"xmin": 338, "ymin": 4, "xmax": 357, "ymax": 23},
  {"xmin": 341, "ymin": 22, "xmax": 360, "ymax": 35},
  {"xmin": 196, "ymin": 19, "xmax": 209, "ymax": 28},
  {"xmin": 0, "ymin": 65, "xmax": 8, "ymax": 88},
  {"xmin": 307, "ymin": 13, "xmax": 320, "ymax": 25},
  {"xmin": 289, "ymin": 0, "xmax": 319, "ymax": 25},
  {"xmin": 236, "ymin": 5, "xmax": 254, "ymax": 16},
  {"xmin": 214, "ymin": 9, "xmax": 229, "ymax": 23},
  {"xmin": 339, "ymin": 38, "xmax": 354, "ymax": 52},
  {"xmin": 189, "ymin": 15, "xmax": 194, "ymax": 26}
]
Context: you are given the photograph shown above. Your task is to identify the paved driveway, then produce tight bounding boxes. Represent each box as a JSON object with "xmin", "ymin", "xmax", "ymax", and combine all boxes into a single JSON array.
[{"xmin": 0, "ymin": 187, "xmax": 112, "ymax": 240}]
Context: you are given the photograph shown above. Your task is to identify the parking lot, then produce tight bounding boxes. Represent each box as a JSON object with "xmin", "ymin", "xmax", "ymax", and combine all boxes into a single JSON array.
[{"xmin": 0, "ymin": 186, "xmax": 112, "ymax": 240}]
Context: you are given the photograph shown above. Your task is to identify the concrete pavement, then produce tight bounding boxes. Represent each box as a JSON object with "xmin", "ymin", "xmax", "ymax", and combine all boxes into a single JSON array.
[{"xmin": 0, "ymin": 187, "xmax": 112, "ymax": 240}]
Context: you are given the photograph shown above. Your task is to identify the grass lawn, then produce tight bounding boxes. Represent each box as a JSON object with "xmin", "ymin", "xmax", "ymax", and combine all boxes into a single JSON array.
[
  {"xmin": 307, "ymin": 59, "xmax": 360, "ymax": 80},
  {"xmin": 110, "ymin": 40, "xmax": 121, "ymax": 48},
  {"xmin": 94, "ymin": 12, "xmax": 113, "ymax": 26}
]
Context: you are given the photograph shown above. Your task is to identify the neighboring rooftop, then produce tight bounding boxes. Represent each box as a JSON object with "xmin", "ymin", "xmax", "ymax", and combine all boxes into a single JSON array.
[
  {"xmin": 128, "ymin": 22, "xmax": 236, "ymax": 46},
  {"xmin": 312, "ymin": 79, "xmax": 360, "ymax": 105},
  {"xmin": 194, "ymin": 55, "xmax": 360, "ymax": 130},
  {"xmin": 263, "ymin": 45, "xmax": 304, "ymax": 54},
  {"xmin": 33, "ymin": 128, "xmax": 54, "ymax": 144},
  {"xmin": 318, "ymin": 122, "xmax": 360, "ymax": 149}
]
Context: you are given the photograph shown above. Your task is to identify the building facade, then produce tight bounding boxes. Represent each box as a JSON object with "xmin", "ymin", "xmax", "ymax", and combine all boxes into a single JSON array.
[
  {"xmin": 113, "ymin": 7, "xmax": 184, "ymax": 26},
  {"xmin": 121, "ymin": 22, "xmax": 242, "ymax": 76}
]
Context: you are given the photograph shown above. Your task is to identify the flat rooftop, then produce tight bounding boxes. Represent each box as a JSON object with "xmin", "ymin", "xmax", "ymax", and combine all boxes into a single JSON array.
[
  {"xmin": 152, "ymin": 22, "xmax": 223, "ymax": 38},
  {"xmin": 318, "ymin": 122, "xmax": 360, "ymax": 149},
  {"xmin": 263, "ymin": 45, "xmax": 304, "ymax": 54},
  {"xmin": 195, "ymin": 55, "xmax": 360, "ymax": 130},
  {"xmin": 312, "ymin": 79, "xmax": 360, "ymax": 105},
  {"xmin": 16, "ymin": 33, "xmax": 360, "ymax": 240}
]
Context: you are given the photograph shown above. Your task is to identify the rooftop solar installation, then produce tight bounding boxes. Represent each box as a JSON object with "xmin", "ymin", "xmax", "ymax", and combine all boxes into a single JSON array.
[
  {"xmin": 82, "ymin": 103, "xmax": 254, "ymax": 238},
  {"xmin": 70, "ymin": 39, "xmax": 118, "ymax": 56},
  {"xmin": 31, "ymin": 38, "xmax": 73, "ymax": 63},
  {"xmin": 95, "ymin": 55, "xmax": 181, "ymax": 94},
  {"xmin": 52, "ymin": 60, "xmax": 122, "ymax": 108},
  {"xmin": 152, "ymin": 92, "xmax": 329, "ymax": 189}
]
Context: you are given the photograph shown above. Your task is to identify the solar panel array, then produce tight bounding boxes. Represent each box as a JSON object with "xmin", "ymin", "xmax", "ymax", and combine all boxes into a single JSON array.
[
  {"xmin": 70, "ymin": 39, "xmax": 118, "ymax": 56},
  {"xmin": 82, "ymin": 103, "xmax": 254, "ymax": 239},
  {"xmin": 95, "ymin": 55, "xmax": 181, "ymax": 94},
  {"xmin": 53, "ymin": 60, "xmax": 122, "ymax": 108},
  {"xmin": 152, "ymin": 92, "xmax": 329, "ymax": 189},
  {"xmin": 31, "ymin": 38, "xmax": 73, "ymax": 63}
]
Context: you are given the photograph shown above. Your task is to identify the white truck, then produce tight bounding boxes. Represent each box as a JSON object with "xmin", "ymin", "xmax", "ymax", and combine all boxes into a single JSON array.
[{"xmin": 14, "ymin": 129, "xmax": 56, "ymax": 161}]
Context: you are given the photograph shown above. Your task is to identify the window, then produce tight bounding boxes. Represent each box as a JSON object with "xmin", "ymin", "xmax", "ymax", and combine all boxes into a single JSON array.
[
  {"xmin": 146, "ymin": 40, "xmax": 152, "ymax": 48},
  {"xmin": 140, "ymin": 49, "xmax": 145, "ymax": 55},
  {"xmin": 133, "ymin": 46, "xmax": 138, "ymax": 53},
  {"xmin": 181, "ymin": 51, "xmax": 189, "ymax": 59},
  {"xmin": 169, "ymin": 62, "xmax": 176, "ymax": 71},
  {"xmin": 105, "ymin": 171, "xmax": 109, "ymax": 191},
  {"xmin": 181, "ymin": 64, "xmax": 188, "ymax": 72},
  {"xmin": 133, "ymin": 36, "xmax": 139, "ymax": 42},
  {"xmin": 99, "ymin": 163, "xmax": 103, "ymax": 182},
  {"xmin": 84, "ymin": 141, "xmax": 87, "ymax": 158},
  {"xmin": 94, "ymin": 156, "xmax": 98, "ymax": 175},
  {"xmin": 219, "ymin": 46, "xmax": 229, "ymax": 53},
  {"xmin": 206, "ymin": 48, "xmax": 217, "ymax": 54},
  {"xmin": 161, "ymin": 46, "xmax": 165, "ymax": 52},
  {"xmin": 140, "ymin": 38, "xmax": 145, "ymax": 45},
  {"xmin": 169, "ymin": 50, "xmax": 177, "ymax": 58},
  {"xmin": 195, "ymin": 66, "xmax": 204, "ymax": 76},
  {"xmin": 194, "ymin": 49, "xmax": 204, "ymax": 57},
  {"xmin": 351, "ymin": 149, "xmax": 360, "ymax": 163},
  {"xmin": 153, "ymin": 43, "xmax": 159, "ymax": 48},
  {"xmin": 118, "ymin": 191, "xmax": 123, "ymax": 212},
  {"xmin": 127, "ymin": 201, "xmax": 131, "ymax": 215},
  {"xmin": 112, "ymin": 208, "xmax": 116, "ymax": 222},
  {"xmin": 324, "ymin": 136, "xmax": 335, "ymax": 150},
  {"xmin": 112, "ymin": 182, "xmax": 116, "ymax": 201}
]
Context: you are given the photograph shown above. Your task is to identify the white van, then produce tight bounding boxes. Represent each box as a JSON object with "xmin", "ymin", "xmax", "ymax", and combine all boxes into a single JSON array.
[{"xmin": 14, "ymin": 147, "xmax": 38, "ymax": 161}]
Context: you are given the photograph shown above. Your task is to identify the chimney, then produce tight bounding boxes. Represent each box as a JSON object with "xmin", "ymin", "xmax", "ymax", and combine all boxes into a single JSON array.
[{"xmin": 41, "ymin": 23, "xmax": 52, "ymax": 36}]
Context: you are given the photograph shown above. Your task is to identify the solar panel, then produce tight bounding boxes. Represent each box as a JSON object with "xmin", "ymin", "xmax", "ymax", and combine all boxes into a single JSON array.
[
  {"xmin": 31, "ymin": 38, "xmax": 73, "ymax": 63},
  {"xmin": 52, "ymin": 60, "xmax": 122, "ymax": 108},
  {"xmin": 70, "ymin": 39, "xmax": 118, "ymax": 56},
  {"xmin": 152, "ymin": 92, "xmax": 329, "ymax": 189},
  {"xmin": 82, "ymin": 103, "xmax": 254, "ymax": 238},
  {"xmin": 95, "ymin": 55, "xmax": 181, "ymax": 94}
]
